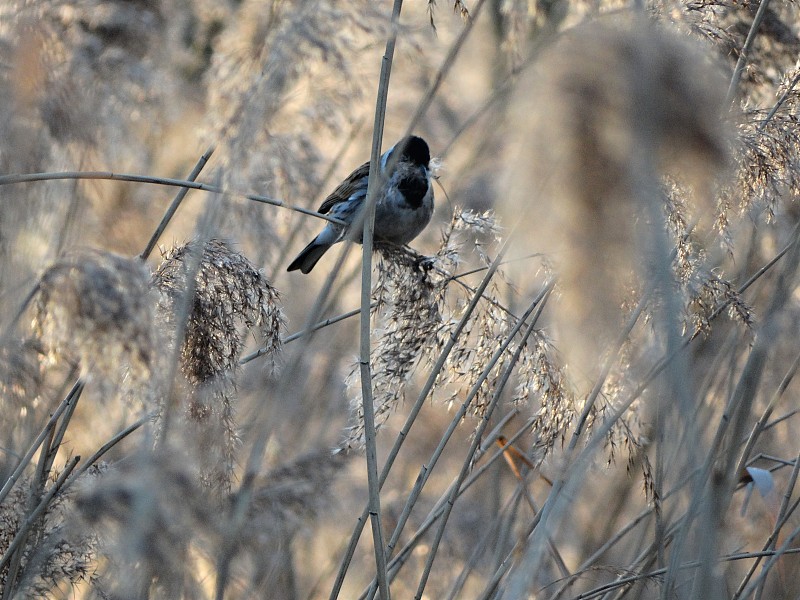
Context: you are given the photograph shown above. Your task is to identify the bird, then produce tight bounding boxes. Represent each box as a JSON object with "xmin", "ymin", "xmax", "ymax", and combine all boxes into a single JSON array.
[{"xmin": 287, "ymin": 135, "xmax": 434, "ymax": 274}]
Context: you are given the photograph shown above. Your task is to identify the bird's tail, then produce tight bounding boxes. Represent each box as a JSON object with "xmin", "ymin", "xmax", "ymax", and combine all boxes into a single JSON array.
[{"xmin": 286, "ymin": 238, "xmax": 334, "ymax": 274}]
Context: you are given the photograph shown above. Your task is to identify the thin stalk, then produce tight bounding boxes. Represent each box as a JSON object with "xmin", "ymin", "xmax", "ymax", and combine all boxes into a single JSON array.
[
  {"xmin": 361, "ymin": 416, "xmax": 540, "ymax": 599},
  {"xmin": 729, "ymin": 522, "xmax": 800, "ymax": 600},
  {"xmin": 0, "ymin": 380, "xmax": 83, "ymax": 506},
  {"xmin": 689, "ymin": 223, "xmax": 800, "ymax": 599},
  {"xmin": 550, "ymin": 461, "xmax": 703, "ymax": 600},
  {"xmin": 609, "ymin": 224, "xmax": 798, "ymax": 431},
  {"xmin": 140, "ymin": 144, "xmax": 216, "ymax": 260},
  {"xmin": 478, "ymin": 290, "xmax": 651, "ymax": 599},
  {"xmin": 695, "ymin": 340, "xmax": 772, "ymax": 597},
  {"xmin": 725, "ymin": 0, "xmax": 773, "ymax": 105},
  {"xmin": 599, "ymin": 512, "xmax": 685, "ymax": 600},
  {"xmin": 0, "ymin": 171, "xmax": 345, "ymax": 226},
  {"xmin": 243, "ymin": 251, "xmax": 542, "ymax": 364},
  {"xmin": 10, "ymin": 379, "xmax": 83, "ymax": 592},
  {"xmin": 2, "ymin": 426, "xmax": 56, "ymax": 600},
  {"xmin": 231, "ymin": 207, "xmax": 365, "ymax": 600},
  {"xmin": 444, "ymin": 481, "xmax": 528, "ymax": 600},
  {"xmin": 412, "ymin": 290, "xmax": 550, "ymax": 599},
  {"xmin": 757, "ymin": 71, "xmax": 800, "ymax": 132},
  {"xmin": 663, "ymin": 327, "xmax": 768, "ymax": 598},
  {"xmin": 530, "ymin": 228, "xmax": 800, "ymax": 598},
  {"xmin": 576, "ymin": 545, "xmax": 800, "ymax": 600},
  {"xmin": 44, "ymin": 374, "xmax": 83, "ymax": 477},
  {"xmin": 67, "ymin": 413, "xmax": 153, "ymax": 484},
  {"xmin": 359, "ymin": 1, "xmax": 405, "ymax": 597},
  {"xmin": 759, "ymin": 408, "xmax": 800, "ymax": 432},
  {"xmin": 241, "ymin": 304, "xmax": 370, "ymax": 363},
  {"xmin": 753, "ymin": 448, "xmax": 800, "ymax": 600},
  {"xmin": 384, "ymin": 283, "xmax": 551, "ymax": 564},
  {"xmin": 736, "ymin": 347, "xmax": 800, "ymax": 474}
]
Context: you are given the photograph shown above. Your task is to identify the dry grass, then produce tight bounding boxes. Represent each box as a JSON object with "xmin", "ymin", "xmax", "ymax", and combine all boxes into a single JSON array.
[{"xmin": 1, "ymin": 0, "xmax": 800, "ymax": 598}]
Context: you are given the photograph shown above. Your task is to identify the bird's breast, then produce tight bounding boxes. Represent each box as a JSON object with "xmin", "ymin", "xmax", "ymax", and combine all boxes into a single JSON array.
[{"xmin": 373, "ymin": 176, "xmax": 434, "ymax": 245}]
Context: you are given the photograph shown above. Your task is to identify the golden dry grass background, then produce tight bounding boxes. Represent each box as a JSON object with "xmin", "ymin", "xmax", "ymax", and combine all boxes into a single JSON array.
[{"xmin": 2, "ymin": 0, "xmax": 800, "ymax": 598}]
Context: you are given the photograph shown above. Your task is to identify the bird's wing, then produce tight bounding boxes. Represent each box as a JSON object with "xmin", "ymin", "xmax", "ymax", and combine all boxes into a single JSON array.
[{"xmin": 318, "ymin": 161, "xmax": 371, "ymax": 214}]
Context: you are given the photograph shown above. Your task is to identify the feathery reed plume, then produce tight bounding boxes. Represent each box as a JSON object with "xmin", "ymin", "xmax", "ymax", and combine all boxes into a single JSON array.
[
  {"xmin": 32, "ymin": 249, "xmax": 155, "ymax": 394},
  {"xmin": 421, "ymin": 210, "xmax": 551, "ymax": 421},
  {"xmin": 77, "ymin": 450, "xmax": 347, "ymax": 598},
  {"xmin": 732, "ymin": 99, "xmax": 800, "ymax": 220},
  {"xmin": 345, "ymin": 239, "xmax": 453, "ymax": 448},
  {"xmin": 722, "ymin": 1, "xmax": 799, "ymax": 103},
  {"xmin": 238, "ymin": 449, "xmax": 349, "ymax": 591},
  {"xmin": 1, "ymin": 470, "xmax": 99, "ymax": 597},
  {"xmin": 681, "ymin": 263, "xmax": 754, "ymax": 337},
  {"xmin": 0, "ymin": 0, "xmax": 181, "ymax": 168},
  {"xmin": 505, "ymin": 20, "xmax": 732, "ymax": 383},
  {"xmin": 205, "ymin": 0, "xmax": 386, "ymax": 194},
  {"xmin": 344, "ymin": 209, "xmax": 561, "ymax": 448},
  {"xmin": 152, "ymin": 239, "xmax": 284, "ymax": 492},
  {"xmin": 153, "ymin": 239, "xmax": 284, "ymax": 382},
  {"xmin": 181, "ymin": 377, "xmax": 241, "ymax": 494},
  {"xmin": 249, "ymin": 449, "xmax": 349, "ymax": 524},
  {"xmin": 661, "ymin": 181, "xmax": 754, "ymax": 336},
  {"xmin": 513, "ymin": 330, "xmax": 572, "ymax": 462},
  {"xmin": 656, "ymin": 0, "xmax": 738, "ymax": 57},
  {"xmin": 654, "ymin": 0, "xmax": 800, "ymax": 106},
  {"xmin": 76, "ymin": 454, "xmax": 214, "ymax": 599}
]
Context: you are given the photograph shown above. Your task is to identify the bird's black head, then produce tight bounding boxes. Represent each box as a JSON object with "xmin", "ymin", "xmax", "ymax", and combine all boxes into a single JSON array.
[{"xmin": 397, "ymin": 135, "xmax": 430, "ymax": 167}]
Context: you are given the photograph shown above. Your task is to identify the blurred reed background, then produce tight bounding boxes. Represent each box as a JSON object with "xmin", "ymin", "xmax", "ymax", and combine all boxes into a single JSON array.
[{"xmin": 1, "ymin": 0, "xmax": 800, "ymax": 598}]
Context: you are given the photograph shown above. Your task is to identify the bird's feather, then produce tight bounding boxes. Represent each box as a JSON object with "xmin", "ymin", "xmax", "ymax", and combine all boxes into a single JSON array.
[{"xmin": 318, "ymin": 161, "xmax": 370, "ymax": 214}]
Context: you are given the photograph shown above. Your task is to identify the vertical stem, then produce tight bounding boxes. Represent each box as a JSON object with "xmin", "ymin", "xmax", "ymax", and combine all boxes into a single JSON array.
[
  {"xmin": 725, "ymin": 0, "xmax": 772, "ymax": 106},
  {"xmin": 329, "ymin": 237, "xmax": 513, "ymax": 600},
  {"xmin": 360, "ymin": 2, "xmax": 404, "ymax": 598}
]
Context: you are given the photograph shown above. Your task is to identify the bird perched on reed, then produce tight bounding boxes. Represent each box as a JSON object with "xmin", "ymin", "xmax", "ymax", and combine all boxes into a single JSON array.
[{"xmin": 287, "ymin": 135, "xmax": 434, "ymax": 274}]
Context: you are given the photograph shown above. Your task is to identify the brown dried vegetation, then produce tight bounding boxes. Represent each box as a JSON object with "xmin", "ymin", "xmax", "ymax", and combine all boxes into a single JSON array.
[{"xmin": 0, "ymin": 0, "xmax": 799, "ymax": 598}]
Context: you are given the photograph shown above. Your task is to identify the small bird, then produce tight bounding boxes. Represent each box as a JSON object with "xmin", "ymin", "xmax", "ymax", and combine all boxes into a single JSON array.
[{"xmin": 287, "ymin": 135, "xmax": 434, "ymax": 274}]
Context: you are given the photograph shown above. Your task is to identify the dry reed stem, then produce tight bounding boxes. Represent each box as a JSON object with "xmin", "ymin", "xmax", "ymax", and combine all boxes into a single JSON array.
[{"xmin": 357, "ymin": 2, "xmax": 406, "ymax": 597}]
